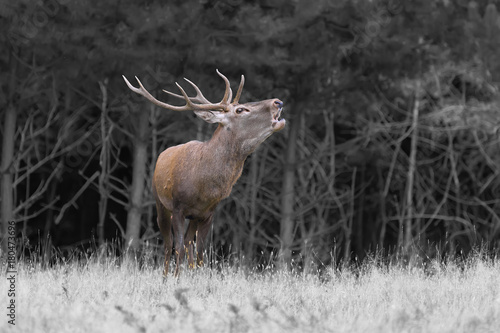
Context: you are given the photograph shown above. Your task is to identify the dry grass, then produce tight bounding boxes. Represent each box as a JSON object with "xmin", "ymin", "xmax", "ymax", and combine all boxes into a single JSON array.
[{"xmin": 2, "ymin": 252, "xmax": 500, "ymax": 333}]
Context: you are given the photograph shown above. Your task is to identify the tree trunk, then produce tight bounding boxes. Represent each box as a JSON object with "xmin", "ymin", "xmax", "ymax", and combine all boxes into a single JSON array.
[
  {"xmin": 146, "ymin": 104, "xmax": 158, "ymax": 239},
  {"xmin": 1, "ymin": 55, "xmax": 18, "ymax": 255},
  {"xmin": 125, "ymin": 112, "xmax": 149, "ymax": 251},
  {"xmin": 279, "ymin": 107, "xmax": 300, "ymax": 269},
  {"xmin": 97, "ymin": 80, "xmax": 109, "ymax": 246},
  {"xmin": 354, "ymin": 166, "xmax": 365, "ymax": 260},
  {"xmin": 344, "ymin": 168, "xmax": 356, "ymax": 263},
  {"xmin": 1, "ymin": 104, "xmax": 17, "ymax": 254},
  {"xmin": 246, "ymin": 149, "xmax": 261, "ymax": 261},
  {"xmin": 404, "ymin": 88, "xmax": 420, "ymax": 251}
]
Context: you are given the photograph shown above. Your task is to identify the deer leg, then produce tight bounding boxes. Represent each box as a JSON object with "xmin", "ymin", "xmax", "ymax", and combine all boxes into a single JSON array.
[
  {"xmin": 184, "ymin": 220, "xmax": 198, "ymax": 269},
  {"xmin": 195, "ymin": 214, "xmax": 214, "ymax": 267},
  {"xmin": 171, "ymin": 209, "xmax": 186, "ymax": 277},
  {"xmin": 156, "ymin": 204, "xmax": 172, "ymax": 277}
]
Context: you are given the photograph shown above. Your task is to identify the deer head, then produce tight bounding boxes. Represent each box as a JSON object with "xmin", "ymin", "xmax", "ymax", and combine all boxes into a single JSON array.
[
  {"xmin": 123, "ymin": 70, "xmax": 285, "ymax": 276},
  {"xmin": 123, "ymin": 70, "xmax": 285, "ymax": 152}
]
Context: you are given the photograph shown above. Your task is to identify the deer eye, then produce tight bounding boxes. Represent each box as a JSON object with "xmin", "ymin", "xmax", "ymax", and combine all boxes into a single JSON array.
[{"xmin": 236, "ymin": 108, "xmax": 247, "ymax": 114}]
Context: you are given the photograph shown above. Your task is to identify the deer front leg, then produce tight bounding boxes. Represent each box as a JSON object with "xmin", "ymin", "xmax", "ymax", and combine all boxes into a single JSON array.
[
  {"xmin": 195, "ymin": 214, "xmax": 214, "ymax": 267},
  {"xmin": 184, "ymin": 220, "xmax": 198, "ymax": 269},
  {"xmin": 171, "ymin": 209, "xmax": 186, "ymax": 277}
]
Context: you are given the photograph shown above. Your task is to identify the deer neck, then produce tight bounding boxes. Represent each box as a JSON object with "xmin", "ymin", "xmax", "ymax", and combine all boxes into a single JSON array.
[
  {"xmin": 190, "ymin": 125, "xmax": 248, "ymax": 197},
  {"xmin": 205, "ymin": 125, "xmax": 249, "ymax": 164}
]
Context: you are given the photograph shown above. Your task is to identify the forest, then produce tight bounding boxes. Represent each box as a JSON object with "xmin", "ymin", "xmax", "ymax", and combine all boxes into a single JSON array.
[{"xmin": 1, "ymin": 0, "xmax": 500, "ymax": 269}]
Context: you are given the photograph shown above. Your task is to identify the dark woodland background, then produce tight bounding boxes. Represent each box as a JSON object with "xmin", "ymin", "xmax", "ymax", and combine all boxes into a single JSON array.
[{"xmin": 1, "ymin": 0, "xmax": 500, "ymax": 268}]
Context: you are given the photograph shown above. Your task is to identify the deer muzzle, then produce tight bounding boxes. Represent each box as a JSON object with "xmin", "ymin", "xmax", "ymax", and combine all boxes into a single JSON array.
[{"xmin": 272, "ymin": 100, "xmax": 286, "ymax": 131}]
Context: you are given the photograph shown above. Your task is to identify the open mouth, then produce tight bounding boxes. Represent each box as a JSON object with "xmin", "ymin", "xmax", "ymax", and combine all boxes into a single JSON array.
[{"xmin": 272, "ymin": 107, "xmax": 286, "ymax": 130}]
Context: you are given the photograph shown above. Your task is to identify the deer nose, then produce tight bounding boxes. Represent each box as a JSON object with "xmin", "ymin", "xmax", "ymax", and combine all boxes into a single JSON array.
[{"xmin": 273, "ymin": 100, "xmax": 283, "ymax": 109}]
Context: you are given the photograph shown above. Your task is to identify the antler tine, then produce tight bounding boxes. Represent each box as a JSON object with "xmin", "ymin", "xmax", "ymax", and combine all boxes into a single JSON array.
[
  {"xmin": 162, "ymin": 78, "xmax": 212, "ymax": 104},
  {"xmin": 184, "ymin": 78, "xmax": 212, "ymax": 103},
  {"xmin": 232, "ymin": 75, "xmax": 245, "ymax": 104},
  {"xmin": 162, "ymin": 89, "xmax": 184, "ymax": 100},
  {"xmin": 174, "ymin": 82, "xmax": 196, "ymax": 108},
  {"xmin": 122, "ymin": 75, "xmax": 141, "ymax": 94},
  {"xmin": 216, "ymin": 69, "xmax": 232, "ymax": 106}
]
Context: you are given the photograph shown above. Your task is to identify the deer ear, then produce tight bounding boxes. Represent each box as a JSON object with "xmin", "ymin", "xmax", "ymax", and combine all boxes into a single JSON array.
[{"xmin": 194, "ymin": 110, "xmax": 228, "ymax": 125}]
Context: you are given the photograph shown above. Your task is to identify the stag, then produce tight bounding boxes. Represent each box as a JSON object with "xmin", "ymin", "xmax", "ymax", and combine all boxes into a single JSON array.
[{"xmin": 123, "ymin": 70, "xmax": 285, "ymax": 276}]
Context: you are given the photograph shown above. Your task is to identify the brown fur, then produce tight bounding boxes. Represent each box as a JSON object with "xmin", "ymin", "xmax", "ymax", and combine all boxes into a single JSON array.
[
  {"xmin": 154, "ymin": 99, "xmax": 285, "ymax": 276},
  {"xmin": 124, "ymin": 70, "xmax": 285, "ymax": 276}
]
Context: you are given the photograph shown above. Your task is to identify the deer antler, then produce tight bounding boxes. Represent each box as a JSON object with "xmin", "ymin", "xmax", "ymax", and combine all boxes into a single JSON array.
[
  {"xmin": 165, "ymin": 71, "xmax": 245, "ymax": 106},
  {"xmin": 122, "ymin": 70, "xmax": 245, "ymax": 112},
  {"xmin": 232, "ymin": 74, "xmax": 245, "ymax": 104}
]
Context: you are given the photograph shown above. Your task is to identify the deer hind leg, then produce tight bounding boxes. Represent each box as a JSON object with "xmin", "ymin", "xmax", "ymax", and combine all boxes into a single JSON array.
[
  {"xmin": 194, "ymin": 214, "xmax": 214, "ymax": 267},
  {"xmin": 156, "ymin": 204, "xmax": 172, "ymax": 277},
  {"xmin": 171, "ymin": 209, "xmax": 186, "ymax": 277},
  {"xmin": 184, "ymin": 220, "xmax": 198, "ymax": 269}
]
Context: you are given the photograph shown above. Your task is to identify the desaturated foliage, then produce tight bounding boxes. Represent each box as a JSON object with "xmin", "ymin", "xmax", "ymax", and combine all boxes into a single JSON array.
[{"xmin": 1, "ymin": 0, "xmax": 500, "ymax": 266}]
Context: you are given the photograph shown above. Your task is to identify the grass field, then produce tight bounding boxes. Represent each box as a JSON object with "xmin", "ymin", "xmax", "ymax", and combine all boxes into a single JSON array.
[{"xmin": 2, "ymin": 252, "xmax": 500, "ymax": 333}]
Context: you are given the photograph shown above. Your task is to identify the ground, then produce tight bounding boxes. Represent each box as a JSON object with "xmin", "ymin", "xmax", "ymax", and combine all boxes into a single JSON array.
[{"xmin": 2, "ymin": 253, "xmax": 500, "ymax": 332}]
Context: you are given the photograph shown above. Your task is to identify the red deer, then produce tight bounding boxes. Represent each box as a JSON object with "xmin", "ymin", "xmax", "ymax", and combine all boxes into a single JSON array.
[{"xmin": 122, "ymin": 70, "xmax": 285, "ymax": 276}]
